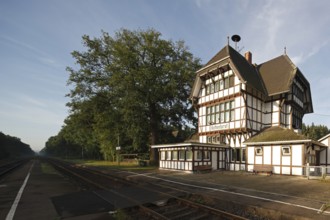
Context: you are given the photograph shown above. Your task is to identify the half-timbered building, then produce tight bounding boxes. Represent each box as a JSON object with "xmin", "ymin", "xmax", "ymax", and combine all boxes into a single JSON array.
[
  {"xmin": 152, "ymin": 41, "xmax": 326, "ymax": 175},
  {"xmin": 319, "ymin": 134, "xmax": 330, "ymax": 169}
]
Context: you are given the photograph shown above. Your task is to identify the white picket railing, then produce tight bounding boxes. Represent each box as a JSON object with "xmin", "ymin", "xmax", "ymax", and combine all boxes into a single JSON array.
[{"xmin": 305, "ymin": 165, "xmax": 330, "ymax": 180}]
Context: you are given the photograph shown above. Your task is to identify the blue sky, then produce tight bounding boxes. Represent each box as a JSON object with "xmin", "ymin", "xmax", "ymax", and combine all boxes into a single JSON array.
[{"xmin": 1, "ymin": 0, "xmax": 330, "ymax": 151}]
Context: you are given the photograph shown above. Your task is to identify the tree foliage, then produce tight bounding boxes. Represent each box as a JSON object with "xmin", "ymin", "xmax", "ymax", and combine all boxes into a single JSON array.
[
  {"xmin": 302, "ymin": 123, "xmax": 330, "ymax": 140},
  {"xmin": 42, "ymin": 28, "xmax": 201, "ymax": 161},
  {"xmin": 0, "ymin": 132, "xmax": 34, "ymax": 159}
]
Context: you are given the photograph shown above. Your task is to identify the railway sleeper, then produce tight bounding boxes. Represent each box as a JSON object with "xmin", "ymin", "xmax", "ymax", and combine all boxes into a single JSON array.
[
  {"xmin": 171, "ymin": 209, "xmax": 201, "ymax": 220},
  {"xmin": 164, "ymin": 206, "xmax": 190, "ymax": 218}
]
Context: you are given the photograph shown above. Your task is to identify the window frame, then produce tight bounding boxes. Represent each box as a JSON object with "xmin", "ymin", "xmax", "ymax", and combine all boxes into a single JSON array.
[
  {"xmin": 160, "ymin": 151, "xmax": 166, "ymax": 160},
  {"xmin": 194, "ymin": 150, "xmax": 202, "ymax": 161},
  {"xmin": 186, "ymin": 150, "xmax": 193, "ymax": 161},
  {"xmin": 172, "ymin": 151, "xmax": 178, "ymax": 160},
  {"xmin": 255, "ymin": 147, "xmax": 263, "ymax": 156},
  {"xmin": 282, "ymin": 146, "xmax": 291, "ymax": 156},
  {"xmin": 179, "ymin": 150, "xmax": 185, "ymax": 160},
  {"xmin": 166, "ymin": 151, "xmax": 171, "ymax": 160},
  {"xmin": 203, "ymin": 150, "xmax": 211, "ymax": 161}
]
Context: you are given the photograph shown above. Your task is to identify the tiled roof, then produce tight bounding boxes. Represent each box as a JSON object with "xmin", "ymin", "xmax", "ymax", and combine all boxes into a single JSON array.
[
  {"xmin": 245, "ymin": 126, "xmax": 308, "ymax": 143},
  {"xmin": 244, "ymin": 126, "xmax": 326, "ymax": 147},
  {"xmin": 257, "ymin": 55, "xmax": 295, "ymax": 96},
  {"xmin": 196, "ymin": 45, "xmax": 266, "ymax": 94},
  {"xmin": 193, "ymin": 45, "xmax": 313, "ymax": 114}
]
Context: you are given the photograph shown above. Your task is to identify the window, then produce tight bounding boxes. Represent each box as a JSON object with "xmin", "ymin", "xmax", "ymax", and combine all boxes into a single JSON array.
[
  {"xmin": 207, "ymin": 135, "xmax": 225, "ymax": 144},
  {"xmin": 224, "ymin": 77, "xmax": 229, "ymax": 89},
  {"xmin": 179, "ymin": 150, "xmax": 185, "ymax": 160},
  {"xmin": 242, "ymin": 149, "xmax": 246, "ymax": 162},
  {"xmin": 230, "ymin": 101, "xmax": 235, "ymax": 121},
  {"xmin": 231, "ymin": 148, "xmax": 245, "ymax": 162},
  {"xmin": 206, "ymin": 100, "xmax": 235, "ymax": 125},
  {"xmin": 161, "ymin": 151, "xmax": 165, "ymax": 160},
  {"xmin": 204, "ymin": 73, "xmax": 235, "ymax": 95},
  {"xmin": 186, "ymin": 150, "xmax": 193, "ymax": 160},
  {"xmin": 292, "ymin": 109, "xmax": 302, "ymax": 129},
  {"xmin": 166, "ymin": 151, "xmax": 171, "ymax": 160},
  {"xmin": 255, "ymin": 147, "xmax": 263, "ymax": 156},
  {"xmin": 282, "ymin": 146, "xmax": 291, "ymax": 156},
  {"xmin": 231, "ymin": 148, "xmax": 241, "ymax": 162},
  {"xmin": 203, "ymin": 151, "xmax": 210, "ymax": 160},
  {"xmin": 172, "ymin": 151, "xmax": 178, "ymax": 160},
  {"xmin": 229, "ymin": 75, "xmax": 235, "ymax": 87},
  {"xmin": 215, "ymin": 81, "xmax": 220, "ymax": 92},
  {"xmin": 194, "ymin": 150, "xmax": 202, "ymax": 160},
  {"xmin": 210, "ymin": 83, "xmax": 214, "ymax": 94},
  {"xmin": 219, "ymin": 80, "xmax": 224, "ymax": 90}
]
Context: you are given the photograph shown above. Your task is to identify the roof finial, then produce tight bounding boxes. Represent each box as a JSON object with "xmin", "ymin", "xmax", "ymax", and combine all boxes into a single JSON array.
[
  {"xmin": 227, "ymin": 36, "xmax": 230, "ymax": 46},
  {"xmin": 284, "ymin": 46, "xmax": 287, "ymax": 55}
]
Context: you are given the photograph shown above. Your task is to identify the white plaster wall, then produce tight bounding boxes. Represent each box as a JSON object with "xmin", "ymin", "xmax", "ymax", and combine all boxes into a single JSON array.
[
  {"xmin": 247, "ymin": 147, "xmax": 255, "ymax": 164},
  {"xmin": 264, "ymin": 146, "xmax": 271, "ymax": 164},
  {"xmin": 272, "ymin": 146, "xmax": 281, "ymax": 165},
  {"xmin": 272, "ymin": 112, "xmax": 279, "ymax": 125},
  {"xmin": 282, "ymin": 166, "xmax": 291, "ymax": 175},
  {"xmin": 186, "ymin": 162, "xmax": 192, "ymax": 171},
  {"xmin": 273, "ymin": 166, "xmax": 281, "ymax": 174},
  {"xmin": 292, "ymin": 167, "xmax": 303, "ymax": 175},
  {"xmin": 255, "ymin": 156, "xmax": 262, "ymax": 164},
  {"xmin": 292, "ymin": 145, "xmax": 303, "ymax": 166},
  {"xmin": 282, "ymin": 156, "xmax": 291, "ymax": 166},
  {"xmin": 247, "ymin": 165, "xmax": 254, "ymax": 172},
  {"xmin": 200, "ymin": 135, "xmax": 206, "ymax": 143}
]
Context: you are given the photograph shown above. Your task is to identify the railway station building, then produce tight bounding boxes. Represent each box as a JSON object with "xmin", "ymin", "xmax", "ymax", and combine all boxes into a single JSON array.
[{"xmin": 152, "ymin": 41, "xmax": 327, "ymax": 175}]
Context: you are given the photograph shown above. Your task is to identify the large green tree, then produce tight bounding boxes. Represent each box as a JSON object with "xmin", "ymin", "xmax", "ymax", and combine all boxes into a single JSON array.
[{"xmin": 66, "ymin": 29, "xmax": 201, "ymax": 161}]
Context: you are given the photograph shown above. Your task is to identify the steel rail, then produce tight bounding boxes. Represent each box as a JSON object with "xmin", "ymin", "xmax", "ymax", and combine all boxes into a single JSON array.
[
  {"xmin": 46, "ymin": 158, "xmax": 248, "ymax": 220},
  {"xmin": 46, "ymin": 158, "xmax": 169, "ymax": 220}
]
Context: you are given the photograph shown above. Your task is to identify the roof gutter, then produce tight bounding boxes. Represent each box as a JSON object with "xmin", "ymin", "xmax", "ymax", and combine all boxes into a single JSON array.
[{"xmin": 244, "ymin": 139, "xmax": 327, "ymax": 147}]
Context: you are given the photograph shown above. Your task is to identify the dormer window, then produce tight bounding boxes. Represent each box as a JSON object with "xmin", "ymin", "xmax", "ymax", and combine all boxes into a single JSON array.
[{"xmin": 205, "ymin": 72, "xmax": 235, "ymax": 95}]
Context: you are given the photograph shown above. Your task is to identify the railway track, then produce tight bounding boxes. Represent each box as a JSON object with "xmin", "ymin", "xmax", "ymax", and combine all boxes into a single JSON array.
[
  {"xmin": 45, "ymin": 158, "xmax": 247, "ymax": 220},
  {"xmin": 0, "ymin": 159, "xmax": 29, "ymax": 178}
]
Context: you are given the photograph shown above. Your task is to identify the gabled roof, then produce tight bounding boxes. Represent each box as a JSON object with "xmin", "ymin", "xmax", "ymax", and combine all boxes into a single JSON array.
[
  {"xmin": 257, "ymin": 55, "xmax": 313, "ymax": 113},
  {"xmin": 257, "ymin": 55, "xmax": 295, "ymax": 96},
  {"xmin": 191, "ymin": 45, "xmax": 266, "ymax": 98},
  {"xmin": 244, "ymin": 126, "xmax": 326, "ymax": 147},
  {"xmin": 191, "ymin": 45, "xmax": 313, "ymax": 114},
  {"xmin": 318, "ymin": 133, "xmax": 330, "ymax": 142}
]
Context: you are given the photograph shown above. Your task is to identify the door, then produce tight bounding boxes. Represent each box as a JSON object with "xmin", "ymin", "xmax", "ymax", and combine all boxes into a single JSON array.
[{"xmin": 212, "ymin": 151, "xmax": 218, "ymax": 170}]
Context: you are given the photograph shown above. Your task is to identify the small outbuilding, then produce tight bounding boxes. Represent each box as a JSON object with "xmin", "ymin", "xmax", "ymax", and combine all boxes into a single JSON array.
[
  {"xmin": 151, "ymin": 135, "xmax": 228, "ymax": 172},
  {"xmin": 244, "ymin": 127, "xmax": 327, "ymax": 175}
]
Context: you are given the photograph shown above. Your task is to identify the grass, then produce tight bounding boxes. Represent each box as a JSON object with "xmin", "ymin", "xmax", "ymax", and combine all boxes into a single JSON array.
[
  {"xmin": 66, "ymin": 159, "xmax": 158, "ymax": 171},
  {"xmin": 40, "ymin": 162, "xmax": 58, "ymax": 174}
]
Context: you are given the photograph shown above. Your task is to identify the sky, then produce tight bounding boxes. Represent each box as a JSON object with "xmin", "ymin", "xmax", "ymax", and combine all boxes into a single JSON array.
[{"xmin": 1, "ymin": 0, "xmax": 330, "ymax": 151}]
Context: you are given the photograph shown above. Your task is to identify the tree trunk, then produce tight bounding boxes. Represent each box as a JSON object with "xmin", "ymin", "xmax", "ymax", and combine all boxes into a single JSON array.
[{"xmin": 149, "ymin": 104, "xmax": 159, "ymax": 165}]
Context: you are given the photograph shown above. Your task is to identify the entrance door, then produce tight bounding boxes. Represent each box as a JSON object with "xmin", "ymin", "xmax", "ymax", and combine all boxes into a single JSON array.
[{"xmin": 212, "ymin": 151, "xmax": 218, "ymax": 170}]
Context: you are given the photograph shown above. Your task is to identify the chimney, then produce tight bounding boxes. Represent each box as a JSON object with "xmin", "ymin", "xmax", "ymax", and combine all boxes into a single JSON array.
[{"xmin": 245, "ymin": 51, "xmax": 252, "ymax": 64}]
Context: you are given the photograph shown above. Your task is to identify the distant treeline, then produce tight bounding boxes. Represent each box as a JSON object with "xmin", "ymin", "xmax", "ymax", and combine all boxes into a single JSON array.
[
  {"xmin": 0, "ymin": 132, "xmax": 34, "ymax": 159},
  {"xmin": 302, "ymin": 123, "xmax": 330, "ymax": 140}
]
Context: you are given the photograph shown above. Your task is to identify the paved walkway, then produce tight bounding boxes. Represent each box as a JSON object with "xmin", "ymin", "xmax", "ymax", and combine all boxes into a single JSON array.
[
  {"xmin": 153, "ymin": 170, "xmax": 330, "ymax": 202},
  {"xmin": 1, "ymin": 159, "xmax": 111, "ymax": 220}
]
